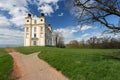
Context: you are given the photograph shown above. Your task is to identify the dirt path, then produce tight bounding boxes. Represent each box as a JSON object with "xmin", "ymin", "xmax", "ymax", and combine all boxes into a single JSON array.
[{"xmin": 6, "ymin": 49, "xmax": 68, "ymax": 80}]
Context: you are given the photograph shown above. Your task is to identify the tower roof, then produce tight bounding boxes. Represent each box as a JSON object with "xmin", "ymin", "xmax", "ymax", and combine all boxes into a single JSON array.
[
  {"xmin": 28, "ymin": 14, "xmax": 31, "ymax": 17},
  {"xmin": 41, "ymin": 13, "xmax": 45, "ymax": 17},
  {"xmin": 48, "ymin": 24, "xmax": 51, "ymax": 26}
]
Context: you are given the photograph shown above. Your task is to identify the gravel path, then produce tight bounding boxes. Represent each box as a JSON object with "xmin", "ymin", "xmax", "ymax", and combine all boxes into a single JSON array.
[{"xmin": 9, "ymin": 51, "xmax": 68, "ymax": 80}]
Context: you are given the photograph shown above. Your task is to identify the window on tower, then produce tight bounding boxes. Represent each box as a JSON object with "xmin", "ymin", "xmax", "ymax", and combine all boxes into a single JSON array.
[
  {"xmin": 34, "ymin": 34, "xmax": 36, "ymax": 38},
  {"xmin": 26, "ymin": 33, "xmax": 29, "ymax": 38},
  {"xmin": 41, "ymin": 27, "xmax": 43, "ymax": 31},
  {"xmin": 41, "ymin": 19, "xmax": 43, "ymax": 21},
  {"xmin": 34, "ymin": 20, "xmax": 37, "ymax": 24},
  {"xmin": 27, "ymin": 20, "xmax": 29, "ymax": 22},
  {"xmin": 26, "ymin": 27, "xmax": 29, "ymax": 32},
  {"xmin": 34, "ymin": 27, "xmax": 36, "ymax": 32}
]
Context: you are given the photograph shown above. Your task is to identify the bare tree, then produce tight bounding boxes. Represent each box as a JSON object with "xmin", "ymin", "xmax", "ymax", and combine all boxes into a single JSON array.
[
  {"xmin": 53, "ymin": 31, "xmax": 59, "ymax": 46},
  {"xmin": 53, "ymin": 31, "xmax": 65, "ymax": 48},
  {"xmin": 66, "ymin": 0, "xmax": 120, "ymax": 32}
]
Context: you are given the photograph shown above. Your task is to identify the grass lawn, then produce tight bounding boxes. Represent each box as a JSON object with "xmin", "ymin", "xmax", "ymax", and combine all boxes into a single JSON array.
[
  {"xmin": 16, "ymin": 47, "xmax": 120, "ymax": 80},
  {"xmin": 0, "ymin": 48, "xmax": 13, "ymax": 80},
  {"xmin": 15, "ymin": 46, "xmax": 45, "ymax": 54}
]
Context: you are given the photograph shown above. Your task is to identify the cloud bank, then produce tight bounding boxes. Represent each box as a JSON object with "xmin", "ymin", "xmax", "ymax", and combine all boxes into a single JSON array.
[{"xmin": 53, "ymin": 25, "xmax": 93, "ymax": 43}]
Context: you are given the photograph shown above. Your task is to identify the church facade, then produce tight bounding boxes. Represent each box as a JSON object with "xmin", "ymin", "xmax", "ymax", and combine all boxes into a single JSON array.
[{"xmin": 24, "ymin": 13, "xmax": 52, "ymax": 46}]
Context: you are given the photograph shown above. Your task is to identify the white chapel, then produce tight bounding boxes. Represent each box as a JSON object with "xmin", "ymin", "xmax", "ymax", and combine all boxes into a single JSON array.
[{"xmin": 24, "ymin": 13, "xmax": 52, "ymax": 46}]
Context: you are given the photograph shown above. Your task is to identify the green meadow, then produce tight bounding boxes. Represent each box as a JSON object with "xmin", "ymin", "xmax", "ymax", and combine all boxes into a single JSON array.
[
  {"xmin": 1, "ymin": 46, "xmax": 120, "ymax": 80},
  {"xmin": 16, "ymin": 47, "xmax": 120, "ymax": 80},
  {"xmin": 0, "ymin": 48, "xmax": 13, "ymax": 80}
]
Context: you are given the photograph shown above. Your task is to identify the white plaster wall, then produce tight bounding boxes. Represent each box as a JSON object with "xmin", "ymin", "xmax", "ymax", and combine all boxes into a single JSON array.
[
  {"xmin": 40, "ymin": 38, "xmax": 45, "ymax": 46},
  {"xmin": 25, "ymin": 19, "xmax": 31, "ymax": 24},
  {"xmin": 37, "ymin": 27, "xmax": 40, "ymax": 46},
  {"xmin": 25, "ymin": 39, "xmax": 30, "ymax": 46},
  {"xmin": 32, "ymin": 19, "xmax": 34, "ymax": 24},
  {"xmin": 39, "ymin": 18, "xmax": 45, "ymax": 24},
  {"xmin": 32, "ymin": 26, "xmax": 39, "ymax": 38},
  {"xmin": 37, "ymin": 19, "xmax": 40, "ymax": 24},
  {"xmin": 32, "ymin": 26, "xmax": 35, "ymax": 38},
  {"xmin": 32, "ymin": 27, "xmax": 34, "ymax": 38},
  {"xmin": 36, "ymin": 27, "xmax": 39, "ymax": 38}
]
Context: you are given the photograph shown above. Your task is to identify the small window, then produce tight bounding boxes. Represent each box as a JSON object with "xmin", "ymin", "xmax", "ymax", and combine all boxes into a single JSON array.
[
  {"xmin": 26, "ymin": 27, "xmax": 29, "ymax": 32},
  {"xmin": 41, "ymin": 19, "xmax": 43, "ymax": 21},
  {"xmin": 34, "ymin": 34, "xmax": 36, "ymax": 38},
  {"xmin": 34, "ymin": 20, "xmax": 37, "ymax": 24},
  {"xmin": 34, "ymin": 27, "xmax": 36, "ymax": 32},
  {"xmin": 27, "ymin": 20, "xmax": 29, "ymax": 22},
  {"xmin": 26, "ymin": 33, "xmax": 29, "ymax": 38},
  {"xmin": 41, "ymin": 27, "xmax": 43, "ymax": 31}
]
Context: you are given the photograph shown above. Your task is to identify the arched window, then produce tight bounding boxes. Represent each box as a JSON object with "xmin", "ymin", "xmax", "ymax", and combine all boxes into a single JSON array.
[
  {"xmin": 27, "ymin": 20, "xmax": 29, "ymax": 22},
  {"xmin": 26, "ymin": 27, "xmax": 29, "ymax": 32},
  {"xmin": 34, "ymin": 27, "xmax": 36, "ymax": 32},
  {"xmin": 26, "ymin": 33, "xmax": 29, "ymax": 38},
  {"xmin": 34, "ymin": 34, "xmax": 36, "ymax": 38},
  {"xmin": 41, "ymin": 27, "xmax": 43, "ymax": 31}
]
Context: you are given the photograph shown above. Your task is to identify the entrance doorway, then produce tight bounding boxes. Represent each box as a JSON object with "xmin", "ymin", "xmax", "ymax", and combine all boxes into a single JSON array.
[{"xmin": 33, "ymin": 41, "xmax": 37, "ymax": 46}]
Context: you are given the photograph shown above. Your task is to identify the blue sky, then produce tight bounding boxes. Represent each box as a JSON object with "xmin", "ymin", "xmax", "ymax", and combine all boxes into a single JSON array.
[{"xmin": 0, "ymin": 0, "xmax": 119, "ymax": 47}]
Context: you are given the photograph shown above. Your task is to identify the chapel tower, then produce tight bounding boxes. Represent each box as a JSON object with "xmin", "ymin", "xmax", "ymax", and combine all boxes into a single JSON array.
[{"xmin": 24, "ymin": 13, "xmax": 52, "ymax": 46}]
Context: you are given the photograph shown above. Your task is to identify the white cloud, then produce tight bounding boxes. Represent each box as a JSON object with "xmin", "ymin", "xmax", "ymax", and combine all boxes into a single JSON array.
[
  {"xmin": 0, "ymin": 0, "xmax": 28, "ymax": 46},
  {"xmin": 0, "ymin": 0, "xmax": 28, "ymax": 27},
  {"xmin": 0, "ymin": 28, "xmax": 23, "ymax": 45},
  {"xmin": 10, "ymin": 15, "xmax": 26, "ymax": 27},
  {"xmin": 58, "ymin": 13, "xmax": 64, "ymax": 16},
  {"xmin": 82, "ymin": 33, "xmax": 90, "ymax": 37},
  {"xmin": 75, "ymin": 31, "xmax": 120, "ymax": 42},
  {"xmin": 0, "ymin": 0, "xmax": 60, "ymax": 27},
  {"xmin": 53, "ymin": 25, "xmax": 109, "ymax": 44},
  {"xmin": 73, "ymin": 32, "xmax": 101, "ymax": 42},
  {"xmin": 40, "ymin": 0, "xmax": 59, "ymax": 4},
  {"xmin": 54, "ymin": 27, "xmax": 78, "ymax": 38},
  {"xmin": 79, "ymin": 25, "xmax": 92, "ymax": 31},
  {"xmin": 54, "ymin": 24, "xmax": 120, "ymax": 44},
  {"xmin": 53, "ymin": 25, "xmax": 93, "ymax": 43},
  {"xmin": 53, "ymin": 27, "xmax": 78, "ymax": 44},
  {"xmin": 38, "ymin": 4, "xmax": 54, "ymax": 16},
  {"xmin": 0, "ymin": 15, "xmax": 11, "ymax": 27},
  {"xmin": 38, "ymin": 0, "xmax": 59, "ymax": 16}
]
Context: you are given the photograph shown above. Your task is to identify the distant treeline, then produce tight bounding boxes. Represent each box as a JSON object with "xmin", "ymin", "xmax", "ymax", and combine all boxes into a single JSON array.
[{"xmin": 66, "ymin": 36, "xmax": 120, "ymax": 49}]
